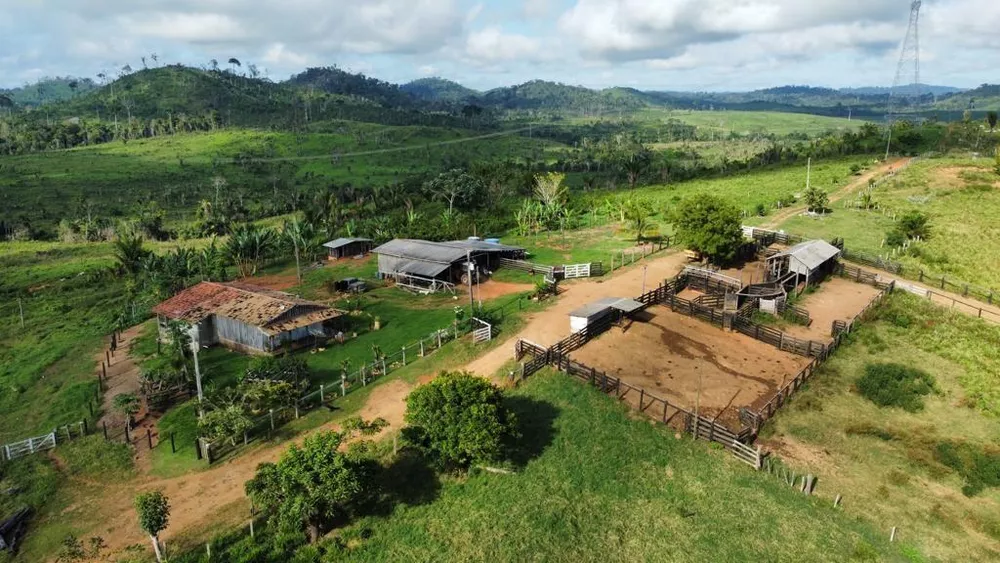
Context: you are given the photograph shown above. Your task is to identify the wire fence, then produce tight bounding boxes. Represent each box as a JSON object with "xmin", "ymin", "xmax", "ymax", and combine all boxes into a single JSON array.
[{"xmin": 202, "ymin": 295, "xmax": 534, "ymax": 463}]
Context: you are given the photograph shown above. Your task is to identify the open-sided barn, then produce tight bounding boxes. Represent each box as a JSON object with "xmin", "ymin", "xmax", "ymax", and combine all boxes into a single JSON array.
[
  {"xmin": 766, "ymin": 240, "xmax": 841, "ymax": 287},
  {"xmin": 373, "ymin": 238, "xmax": 525, "ymax": 292},
  {"xmin": 152, "ymin": 282, "xmax": 343, "ymax": 354}
]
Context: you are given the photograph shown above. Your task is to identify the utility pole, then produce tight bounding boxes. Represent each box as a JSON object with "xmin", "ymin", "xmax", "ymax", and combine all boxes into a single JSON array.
[
  {"xmin": 191, "ymin": 340, "xmax": 204, "ymax": 417},
  {"xmin": 467, "ymin": 250, "xmax": 474, "ymax": 311}
]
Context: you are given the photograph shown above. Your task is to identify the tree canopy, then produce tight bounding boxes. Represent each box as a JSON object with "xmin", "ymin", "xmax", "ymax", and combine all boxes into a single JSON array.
[
  {"xmin": 244, "ymin": 430, "xmax": 377, "ymax": 543},
  {"xmin": 403, "ymin": 371, "xmax": 518, "ymax": 470},
  {"xmin": 669, "ymin": 194, "xmax": 744, "ymax": 264},
  {"xmin": 134, "ymin": 490, "xmax": 170, "ymax": 562}
]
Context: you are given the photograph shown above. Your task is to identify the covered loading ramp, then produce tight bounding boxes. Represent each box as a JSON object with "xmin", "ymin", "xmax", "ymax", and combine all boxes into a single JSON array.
[{"xmin": 569, "ymin": 297, "xmax": 645, "ymax": 333}]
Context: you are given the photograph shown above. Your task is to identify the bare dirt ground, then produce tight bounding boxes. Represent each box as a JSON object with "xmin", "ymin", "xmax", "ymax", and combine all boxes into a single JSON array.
[
  {"xmin": 245, "ymin": 272, "xmax": 300, "ymax": 291},
  {"xmin": 460, "ymin": 279, "xmax": 535, "ymax": 301},
  {"xmin": 464, "ymin": 251, "xmax": 691, "ymax": 378},
  {"xmin": 760, "ymin": 158, "xmax": 912, "ymax": 230},
  {"xmin": 570, "ymin": 306, "xmax": 812, "ymax": 429},
  {"xmin": 782, "ymin": 278, "xmax": 882, "ymax": 341}
]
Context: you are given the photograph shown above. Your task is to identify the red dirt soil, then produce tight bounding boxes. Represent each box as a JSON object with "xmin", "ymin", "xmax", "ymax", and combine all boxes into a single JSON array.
[
  {"xmin": 464, "ymin": 252, "xmax": 691, "ymax": 378},
  {"xmin": 570, "ymin": 306, "xmax": 812, "ymax": 429},
  {"xmin": 782, "ymin": 278, "xmax": 881, "ymax": 341},
  {"xmin": 460, "ymin": 279, "xmax": 535, "ymax": 301}
]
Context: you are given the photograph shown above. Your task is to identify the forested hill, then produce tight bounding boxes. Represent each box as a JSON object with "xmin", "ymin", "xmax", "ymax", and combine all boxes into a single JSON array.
[
  {"xmin": 0, "ymin": 77, "xmax": 97, "ymax": 106},
  {"xmin": 930, "ymin": 84, "xmax": 1000, "ymax": 111},
  {"xmin": 401, "ymin": 78, "xmax": 480, "ymax": 103},
  {"xmin": 287, "ymin": 67, "xmax": 420, "ymax": 109}
]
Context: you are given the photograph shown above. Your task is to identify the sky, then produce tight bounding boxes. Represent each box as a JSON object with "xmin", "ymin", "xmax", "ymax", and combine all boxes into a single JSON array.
[{"xmin": 1, "ymin": 0, "xmax": 997, "ymax": 92}]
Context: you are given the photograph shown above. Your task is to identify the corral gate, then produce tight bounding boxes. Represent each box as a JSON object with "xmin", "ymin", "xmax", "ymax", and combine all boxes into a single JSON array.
[
  {"xmin": 472, "ymin": 318, "xmax": 492, "ymax": 343},
  {"xmin": 563, "ymin": 263, "xmax": 591, "ymax": 279},
  {"xmin": 3, "ymin": 432, "xmax": 56, "ymax": 461}
]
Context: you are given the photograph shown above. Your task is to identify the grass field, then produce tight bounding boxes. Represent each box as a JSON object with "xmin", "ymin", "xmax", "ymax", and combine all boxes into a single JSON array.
[
  {"xmin": 173, "ymin": 370, "xmax": 920, "ymax": 562},
  {"xmin": 779, "ymin": 156, "xmax": 1000, "ymax": 288},
  {"xmin": 0, "ymin": 126, "xmax": 561, "ymax": 228},
  {"xmin": 578, "ymin": 155, "xmax": 869, "ymax": 223},
  {"xmin": 764, "ymin": 293, "xmax": 1000, "ymax": 562},
  {"xmin": 628, "ymin": 108, "xmax": 866, "ymax": 137}
]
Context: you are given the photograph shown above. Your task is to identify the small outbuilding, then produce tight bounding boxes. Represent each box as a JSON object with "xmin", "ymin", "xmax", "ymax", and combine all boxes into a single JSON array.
[
  {"xmin": 323, "ymin": 237, "xmax": 373, "ymax": 260},
  {"xmin": 152, "ymin": 281, "xmax": 344, "ymax": 355},
  {"xmin": 765, "ymin": 240, "xmax": 841, "ymax": 287},
  {"xmin": 373, "ymin": 238, "xmax": 526, "ymax": 292},
  {"xmin": 569, "ymin": 297, "xmax": 645, "ymax": 334}
]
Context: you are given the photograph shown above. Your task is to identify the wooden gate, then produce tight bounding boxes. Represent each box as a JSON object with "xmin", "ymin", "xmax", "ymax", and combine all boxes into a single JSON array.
[
  {"xmin": 3, "ymin": 432, "xmax": 56, "ymax": 461},
  {"xmin": 563, "ymin": 263, "xmax": 592, "ymax": 279},
  {"xmin": 472, "ymin": 318, "xmax": 492, "ymax": 343}
]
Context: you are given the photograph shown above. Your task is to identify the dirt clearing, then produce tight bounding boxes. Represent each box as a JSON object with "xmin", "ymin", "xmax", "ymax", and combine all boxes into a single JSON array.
[
  {"xmin": 461, "ymin": 279, "xmax": 534, "ymax": 301},
  {"xmin": 464, "ymin": 251, "xmax": 690, "ymax": 378},
  {"xmin": 782, "ymin": 278, "xmax": 881, "ymax": 341},
  {"xmin": 570, "ymin": 305, "xmax": 811, "ymax": 429}
]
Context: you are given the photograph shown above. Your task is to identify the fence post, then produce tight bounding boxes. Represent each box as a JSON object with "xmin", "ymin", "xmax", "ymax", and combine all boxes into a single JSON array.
[
  {"xmin": 402, "ymin": 346, "xmax": 406, "ymax": 366},
  {"xmin": 65, "ymin": 425, "xmax": 71, "ymax": 442},
  {"xmin": 419, "ymin": 339, "xmax": 425, "ymax": 357},
  {"xmin": 195, "ymin": 439, "xmax": 203, "ymax": 460},
  {"xmin": 341, "ymin": 374, "xmax": 346, "ymax": 396},
  {"xmin": 170, "ymin": 432, "xmax": 176, "ymax": 453},
  {"xmin": 294, "ymin": 402, "xmax": 300, "ymax": 419},
  {"xmin": 437, "ymin": 331, "xmax": 442, "ymax": 348},
  {"xmin": 81, "ymin": 420, "xmax": 87, "ymax": 435},
  {"xmin": 103, "ymin": 422, "xmax": 108, "ymax": 440},
  {"xmin": 147, "ymin": 428, "xmax": 153, "ymax": 449},
  {"xmin": 124, "ymin": 424, "xmax": 130, "ymax": 444},
  {"xmin": 269, "ymin": 409, "xmax": 275, "ymax": 431},
  {"xmin": 320, "ymin": 384, "xmax": 325, "ymax": 403}
]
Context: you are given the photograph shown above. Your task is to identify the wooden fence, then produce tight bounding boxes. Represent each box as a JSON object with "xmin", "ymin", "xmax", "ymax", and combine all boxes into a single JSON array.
[
  {"xmin": 497, "ymin": 258, "xmax": 554, "ymax": 276},
  {"xmin": 517, "ymin": 337, "xmax": 763, "ymax": 469}
]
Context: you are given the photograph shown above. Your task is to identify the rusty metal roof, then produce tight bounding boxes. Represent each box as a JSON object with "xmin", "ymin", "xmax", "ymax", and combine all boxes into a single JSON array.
[{"xmin": 152, "ymin": 281, "xmax": 342, "ymax": 334}]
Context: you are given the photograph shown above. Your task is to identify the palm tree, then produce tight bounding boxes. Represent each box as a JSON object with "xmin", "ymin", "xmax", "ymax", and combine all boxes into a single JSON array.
[
  {"xmin": 283, "ymin": 218, "xmax": 314, "ymax": 283},
  {"xmin": 227, "ymin": 58, "xmax": 241, "ymax": 73},
  {"xmin": 113, "ymin": 233, "xmax": 150, "ymax": 276},
  {"xmin": 225, "ymin": 224, "xmax": 275, "ymax": 278}
]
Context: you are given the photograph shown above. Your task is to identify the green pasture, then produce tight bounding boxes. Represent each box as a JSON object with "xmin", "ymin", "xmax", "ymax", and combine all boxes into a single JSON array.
[
  {"xmin": 779, "ymin": 156, "xmax": 1000, "ymax": 288},
  {"xmin": 173, "ymin": 371, "xmax": 919, "ymax": 562},
  {"xmin": 765, "ymin": 292, "xmax": 1000, "ymax": 562}
]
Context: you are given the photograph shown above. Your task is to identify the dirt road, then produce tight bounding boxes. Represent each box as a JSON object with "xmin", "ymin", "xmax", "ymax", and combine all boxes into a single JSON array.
[
  {"xmin": 464, "ymin": 251, "xmax": 690, "ymax": 378},
  {"xmin": 759, "ymin": 157, "xmax": 911, "ymax": 230}
]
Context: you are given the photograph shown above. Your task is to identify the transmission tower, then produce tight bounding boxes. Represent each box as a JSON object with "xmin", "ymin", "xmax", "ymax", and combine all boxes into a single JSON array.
[
  {"xmin": 888, "ymin": 1, "xmax": 922, "ymax": 117},
  {"xmin": 886, "ymin": 0, "xmax": 923, "ymax": 158}
]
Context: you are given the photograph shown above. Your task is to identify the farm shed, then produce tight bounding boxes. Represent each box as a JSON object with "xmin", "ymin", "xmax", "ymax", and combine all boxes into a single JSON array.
[
  {"xmin": 569, "ymin": 297, "xmax": 644, "ymax": 333},
  {"xmin": 152, "ymin": 282, "xmax": 343, "ymax": 355},
  {"xmin": 373, "ymin": 238, "xmax": 525, "ymax": 292},
  {"xmin": 766, "ymin": 240, "xmax": 841, "ymax": 287},
  {"xmin": 323, "ymin": 237, "xmax": 373, "ymax": 260}
]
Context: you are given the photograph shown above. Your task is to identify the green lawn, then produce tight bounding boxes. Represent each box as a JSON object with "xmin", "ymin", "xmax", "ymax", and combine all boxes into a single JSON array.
[
  {"xmin": 778, "ymin": 156, "xmax": 1000, "ymax": 289},
  {"xmin": 175, "ymin": 371, "xmax": 920, "ymax": 562},
  {"xmin": 632, "ymin": 108, "xmax": 866, "ymax": 137},
  {"xmin": 764, "ymin": 293, "xmax": 1000, "ymax": 562}
]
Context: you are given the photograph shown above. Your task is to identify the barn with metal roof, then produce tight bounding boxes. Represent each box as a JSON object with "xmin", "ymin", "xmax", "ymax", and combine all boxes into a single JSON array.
[
  {"xmin": 765, "ymin": 240, "xmax": 842, "ymax": 286},
  {"xmin": 373, "ymin": 239, "xmax": 525, "ymax": 292},
  {"xmin": 323, "ymin": 237, "xmax": 373, "ymax": 260}
]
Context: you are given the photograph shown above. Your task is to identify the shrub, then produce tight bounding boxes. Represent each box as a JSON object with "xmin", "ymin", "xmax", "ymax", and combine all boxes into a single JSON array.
[
  {"xmin": 669, "ymin": 194, "xmax": 743, "ymax": 265},
  {"xmin": 856, "ymin": 363, "xmax": 935, "ymax": 412},
  {"xmin": 934, "ymin": 441, "xmax": 1000, "ymax": 496},
  {"xmin": 403, "ymin": 371, "xmax": 518, "ymax": 470}
]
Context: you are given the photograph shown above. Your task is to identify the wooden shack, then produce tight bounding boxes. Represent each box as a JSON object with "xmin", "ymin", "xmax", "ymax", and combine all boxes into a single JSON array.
[
  {"xmin": 152, "ymin": 282, "xmax": 344, "ymax": 354},
  {"xmin": 765, "ymin": 240, "xmax": 841, "ymax": 288},
  {"xmin": 323, "ymin": 237, "xmax": 373, "ymax": 260}
]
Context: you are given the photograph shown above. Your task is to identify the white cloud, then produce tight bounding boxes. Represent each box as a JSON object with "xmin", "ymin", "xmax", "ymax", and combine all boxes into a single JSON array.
[
  {"xmin": 263, "ymin": 43, "xmax": 310, "ymax": 67},
  {"xmin": 465, "ymin": 27, "xmax": 544, "ymax": 64},
  {"xmin": 122, "ymin": 12, "xmax": 249, "ymax": 43}
]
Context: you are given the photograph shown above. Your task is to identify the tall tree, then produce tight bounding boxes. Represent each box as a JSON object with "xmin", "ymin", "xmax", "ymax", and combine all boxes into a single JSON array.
[
  {"xmin": 134, "ymin": 491, "xmax": 170, "ymax": 562},
  {"xmin": 987, "ymin": 111, "xmax": 998, "ymax": 132},
  {"xmin": 669, "ymin": 194, "xmax": 743, "ymax": 264},
  {"xmin": 403, "ymin": 371, "xmax": 518, "ymax": 470},
  {"xmin": 245, "ymin": 430, "xmax": 377, "ymax": 543}
]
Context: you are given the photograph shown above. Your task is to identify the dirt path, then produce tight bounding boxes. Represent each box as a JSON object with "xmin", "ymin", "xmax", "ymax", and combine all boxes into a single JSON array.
[
  {"xmin": 759, "ymin": 158, "xmax": 911, "ymax": 230},
  {"xmin": 73, "ymin": 377, "xmax": 417, "ymax": 557},
  {"xmin": 464, "ymin": 251, "xmax": 690, "ymax": 378},
  {"xmin": 95, "ymin": 325, "xmax": 157, "ymax": 473},
  {"xmin": 860, "ymin": 268, "xmax": 1000, "ymax": 325}
]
